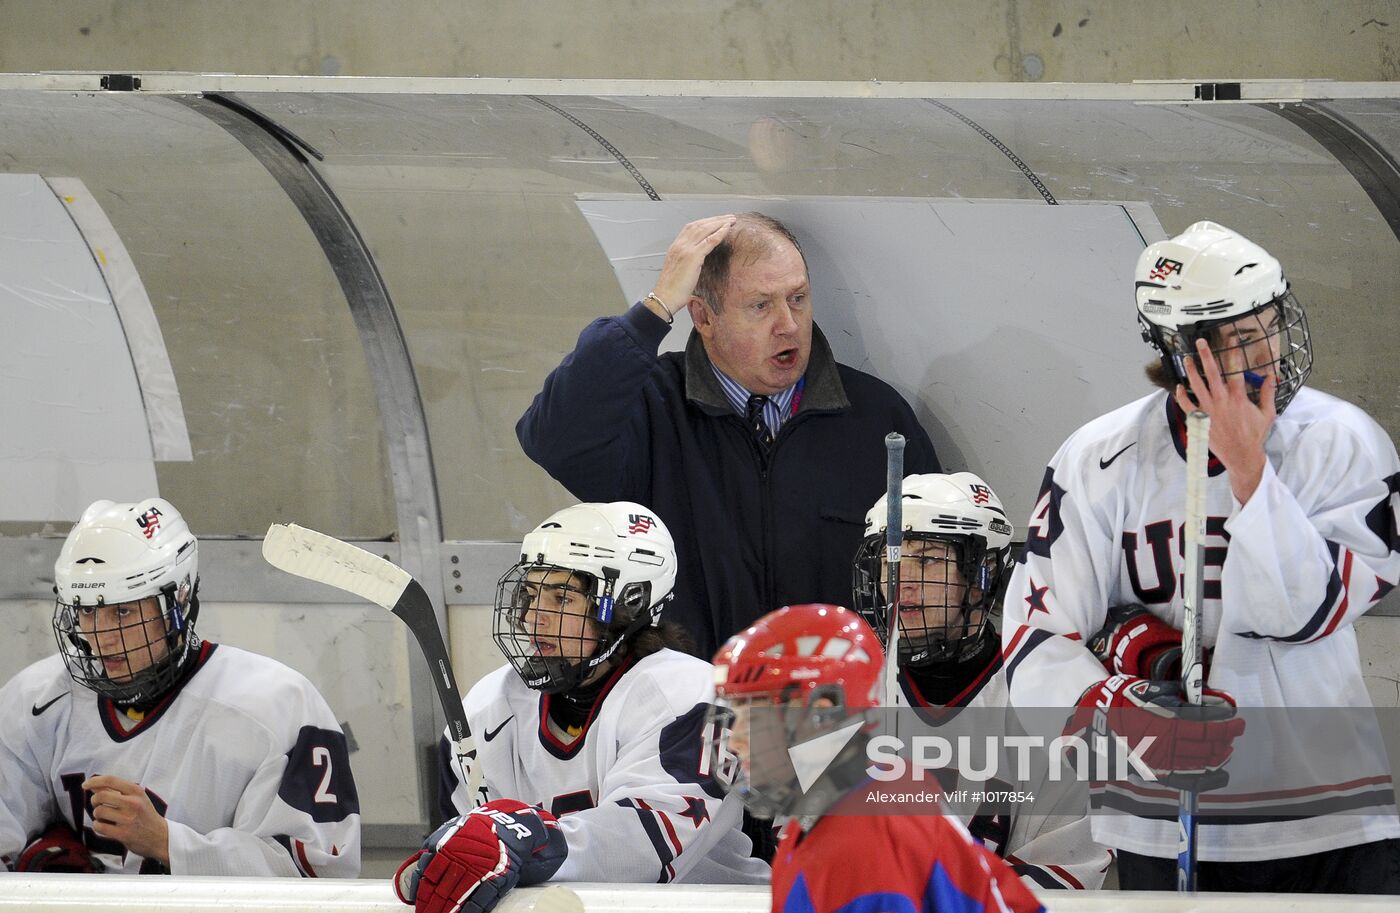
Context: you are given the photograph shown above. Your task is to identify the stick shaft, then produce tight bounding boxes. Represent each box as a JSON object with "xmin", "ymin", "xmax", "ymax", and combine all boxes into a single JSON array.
[
  {"xmin": 882, "ymin": 433, "xmax": 905, "ymax": 706},
  {"xmin": 394, "ymin": 579, "xmax": 485, "ymax": 806},
  {"xmin": 1181, "ymin": 410, "xmax": 1209, "ymax": 706},
  {"xmin": 1177, "ymin": 409, "xmax": 1210, "ymax": 891}
]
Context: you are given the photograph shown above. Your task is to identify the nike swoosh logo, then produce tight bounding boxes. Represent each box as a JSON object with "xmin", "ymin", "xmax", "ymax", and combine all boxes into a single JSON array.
[
  {"xmin": 483, "ymin": 716, "xmax": 513, "ymax": 742},
  {"xmin": 1099, "ymin": 442, "xmax": 1137, "ymax": 470},
  {"xmin": 31, "ymin": 693, "xmax": 68, "ymax": 716}
]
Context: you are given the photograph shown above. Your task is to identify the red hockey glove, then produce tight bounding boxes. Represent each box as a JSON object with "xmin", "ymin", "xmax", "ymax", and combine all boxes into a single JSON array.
[
  {"xmin": 1070, "ymin": 674, "xmax": 1245, "ymax": 791},
  {"xmin": 394, "ymin": 799, "xmax": 566, "ymax": 913},
  {"xmin": 17, "ymin": 822, "xmax": 98, "ymax": 873},
  {"xmin": 1087, "ymin": 603, "xmax": 1183, "ymax": 681}
]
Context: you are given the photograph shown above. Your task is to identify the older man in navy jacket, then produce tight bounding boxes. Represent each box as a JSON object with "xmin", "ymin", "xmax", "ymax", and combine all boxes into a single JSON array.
[{"xmin": 518, "ymin": 212, "xmax": 939, "ymax": 656}]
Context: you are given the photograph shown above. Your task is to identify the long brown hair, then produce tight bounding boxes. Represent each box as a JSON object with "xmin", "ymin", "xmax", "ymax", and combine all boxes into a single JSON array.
[
  {"xmin": 1144, "ymin": 357, "xmax": 1178, "ymax": 392},
  {"xmin": 626, "ymin": 621, "xmax": 696, "ymax": 659}
]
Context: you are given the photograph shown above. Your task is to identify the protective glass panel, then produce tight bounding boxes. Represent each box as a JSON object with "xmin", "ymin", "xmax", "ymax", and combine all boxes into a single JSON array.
[
  {"xmin": 0, "ymin": 91, "xmax": 393, "ymax": 537},
  {"xmin": 226, "ymin": 92, "xmax": 1400, "ymax": 544}
]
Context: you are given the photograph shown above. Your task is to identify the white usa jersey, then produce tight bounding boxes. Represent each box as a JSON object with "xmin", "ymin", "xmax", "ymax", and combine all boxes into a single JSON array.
[
  {"xmin": 442, "ymin": 649, "xmax": 769, "ymax": 885},
  {"xmin": 896, "ymin": 662, "xmax": 1112, "ymax": 891},
  {"xmin": 0, "ymin": 643, "xmax": 361, "ymax": 876},
  {"xmin": 1004, "ymin": 387, "xmax": 1400, "ymax": 861}
]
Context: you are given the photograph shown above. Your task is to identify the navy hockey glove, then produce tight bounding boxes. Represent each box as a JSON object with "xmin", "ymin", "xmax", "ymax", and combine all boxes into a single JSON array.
[
  {"xmin": 1087, "ymin": 603, "xmax": 1183, "ymax": 681},
  {"xmin": 395, "ymin": 799, "xmax": 566, "ymax": 913},
  {"xmin": 17, "ymin": 822, "xmax": 98, "ymax": 873},
  {"xmin": 1070, "ymin": 674, "xmax": 1245, "ymax": 791}
]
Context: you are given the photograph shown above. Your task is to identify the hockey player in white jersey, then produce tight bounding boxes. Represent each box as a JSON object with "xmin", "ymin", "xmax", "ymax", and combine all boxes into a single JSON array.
[
  {"xmin": 0, "ymin": 498, "xmax": 361, "ymax": 876},
  {"xmin": 1003, "ymin": 221, "xmax": 1400, "ymax": 892},
  {"xmin": 396, "ymin": 503, "xmax": 768, "ymax": 913},
  {"xmin": 852, "ymin": 472, "xmax": 1111, "ymax": 891}
]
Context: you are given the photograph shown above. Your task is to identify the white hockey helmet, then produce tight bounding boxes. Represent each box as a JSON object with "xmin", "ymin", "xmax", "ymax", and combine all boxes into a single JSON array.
[
  {"xmin": 494, "ymin": 502, "xmax": 677, "ymax": 693},
  {"xmin": 1135, "ymin": 220, "xmax": 1312, "ymax": 413},
  {"xmin": 52, "ymin": 498, "xmax": 201, "ymax": 704},
  {"xmin": 853, "ymin": 473, "xmax": 1014, "ymax": 667}
]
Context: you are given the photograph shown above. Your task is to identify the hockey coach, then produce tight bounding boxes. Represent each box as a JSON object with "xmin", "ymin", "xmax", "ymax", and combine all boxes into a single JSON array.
[{"xmin": 518, "ymin": 211, "xmax": 940, "ymax": 656}]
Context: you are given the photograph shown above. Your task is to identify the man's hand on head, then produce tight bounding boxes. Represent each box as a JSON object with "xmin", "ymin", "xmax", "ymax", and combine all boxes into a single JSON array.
[
  {"xmin": 645, "ymin": 215, "xmax": 738, "ymax": 321},
  {"xmin": 83, "ymin": 774, "xmax": 170, "ymax": 866},
  {"xmin": 1175, "ymin": 337, "xmax": 1275, "ymax": 504}
]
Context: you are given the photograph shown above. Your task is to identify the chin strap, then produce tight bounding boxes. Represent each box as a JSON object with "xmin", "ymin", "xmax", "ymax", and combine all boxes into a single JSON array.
[{"xmin": 902, "ymin": 626, "xmax": 999, "ymax": 704}]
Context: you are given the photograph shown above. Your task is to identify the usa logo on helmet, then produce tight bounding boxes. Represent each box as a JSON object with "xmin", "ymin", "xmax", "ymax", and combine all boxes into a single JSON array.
[
  {"xmin": 1148, "ymin": 257, "xmax": 1183, "ymax": 282},
  {"xmin": 627, "ymin": 514, "xmax": 654, "ymax": 534},
  {"xmin": 136, "ymin": 506, "xmax": 164, "ymax": 539},
  {"xmin": 969, "ymin": 484, "xmax": 992, "ymax": 505}
]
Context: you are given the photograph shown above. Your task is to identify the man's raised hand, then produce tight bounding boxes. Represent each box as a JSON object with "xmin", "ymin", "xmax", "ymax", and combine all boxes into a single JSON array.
[{"xmin": 644, "ymin": 215, "xmax": 738, "ymax": 322}]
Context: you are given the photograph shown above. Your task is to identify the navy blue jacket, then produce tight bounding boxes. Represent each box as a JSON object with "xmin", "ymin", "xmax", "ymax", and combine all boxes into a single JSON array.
[{"xmin": 517, "ymin": 304, "xmax": 940, "ymax": 656}]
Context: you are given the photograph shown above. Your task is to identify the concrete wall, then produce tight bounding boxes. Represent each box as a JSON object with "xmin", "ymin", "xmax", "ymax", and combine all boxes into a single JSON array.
[{"xmin": 1, "ymin": 1, "xmax": 1397, "ymax": 82}]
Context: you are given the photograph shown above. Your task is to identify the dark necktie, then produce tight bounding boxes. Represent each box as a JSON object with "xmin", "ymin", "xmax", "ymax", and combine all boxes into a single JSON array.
[{"xmin": 746, "ymin": 394, "xmax": 774, "ymax": 453}]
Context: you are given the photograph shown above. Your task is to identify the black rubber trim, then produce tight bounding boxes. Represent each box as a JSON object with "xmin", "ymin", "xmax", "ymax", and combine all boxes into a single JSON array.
[
  {"xmin": 924, "ymin": 99, "xmax": 1058, "ymax": 205},
  {"xmin": 1269, "ymin": 102, "xmax": 1400, "ymax": 244},
  {"xmin": 205, "ymin": 92, "xmax": 325, "ymax": 161},
  {"xmin": 169, "ymin": 93, "xmax": 444, "ymax": 562},
  {"xmin": 175, "ymin": 91, "xmax": 450, "ymax": 825},
  {"xmin": 526, "ymin": 95, "xmax": 661, "ymax": 201}
]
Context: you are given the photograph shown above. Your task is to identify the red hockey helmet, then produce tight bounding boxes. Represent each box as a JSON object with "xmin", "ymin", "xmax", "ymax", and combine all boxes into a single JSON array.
[
  {"xmin": 708, "ymin": 604, "xmax": 884, "ymax": 819},
  {"xmin": 713, "ymin": 603, "xmax": 883, "ymax": 708}
]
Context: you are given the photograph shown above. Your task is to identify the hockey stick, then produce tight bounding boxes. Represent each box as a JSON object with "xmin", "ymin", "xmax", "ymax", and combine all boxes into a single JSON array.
[
  {"xmin": 1176, "ymin": 410, "xmax": 1210, "ymax": 891},
  {"xmin": 882, "ymin": 433, "xmax": 905, "ymax": 707},
  {"xmin": 262, "ymin": 523, "xmax": 484, "ymax": 808}
]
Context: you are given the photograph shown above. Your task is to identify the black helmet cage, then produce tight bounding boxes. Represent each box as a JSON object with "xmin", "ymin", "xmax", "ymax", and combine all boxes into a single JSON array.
[
  {"xmin": 52, "ymin": 577, "xmax": 201, "ymax": 704},
  {"xmin": 493, "ymin": 558, "xmax": 661, "ymax": 694},
  {"xmin": 852, "ymin": 530, "xmax": 1007, "ymax": 667},
  {"xmin": 1139, "ymin": 289, "xmax": 1311, "ymax": 414}
]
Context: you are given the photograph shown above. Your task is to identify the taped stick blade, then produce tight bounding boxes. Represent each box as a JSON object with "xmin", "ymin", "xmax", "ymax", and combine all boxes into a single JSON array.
[{"xmin": 262, "ymin": 523, "xmax": 411, "ymax": 611}]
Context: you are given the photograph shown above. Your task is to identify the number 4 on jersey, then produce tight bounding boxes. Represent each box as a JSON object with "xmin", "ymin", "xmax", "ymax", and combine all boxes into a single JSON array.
[{"xmin": 1020, "ymin": 468, "xmax": 1066, "ymax": 562}]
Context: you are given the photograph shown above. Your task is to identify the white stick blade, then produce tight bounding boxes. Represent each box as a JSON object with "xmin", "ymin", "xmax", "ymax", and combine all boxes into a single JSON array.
[{"xmin": 262, "ymin": 523, "xmax": 412, "ymax": 611}]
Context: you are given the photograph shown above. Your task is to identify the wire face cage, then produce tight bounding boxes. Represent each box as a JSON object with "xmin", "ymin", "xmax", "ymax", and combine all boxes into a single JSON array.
[{"xmin": 853, "ymin": 533, "xmax": 1001, "ymax": 666}]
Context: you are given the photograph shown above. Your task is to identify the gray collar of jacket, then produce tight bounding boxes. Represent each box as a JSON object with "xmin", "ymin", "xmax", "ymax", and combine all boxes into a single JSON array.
[{"xmin": 682, "ymin": 323, "xmax": 850, "ymax": 417}]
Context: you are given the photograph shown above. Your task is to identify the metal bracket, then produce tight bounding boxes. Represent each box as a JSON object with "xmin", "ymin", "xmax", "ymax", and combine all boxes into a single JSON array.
[
  {"xmin": 1195, "ymin": 82, "xmax": 1242, "ymax": 101},
  {"xmin": 100, "ymin": 74, "xmax": 141, "ymax": 92},
  {"xmin": 440, "ymin": 541, "xmax": 521, "ymax": 605}
]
